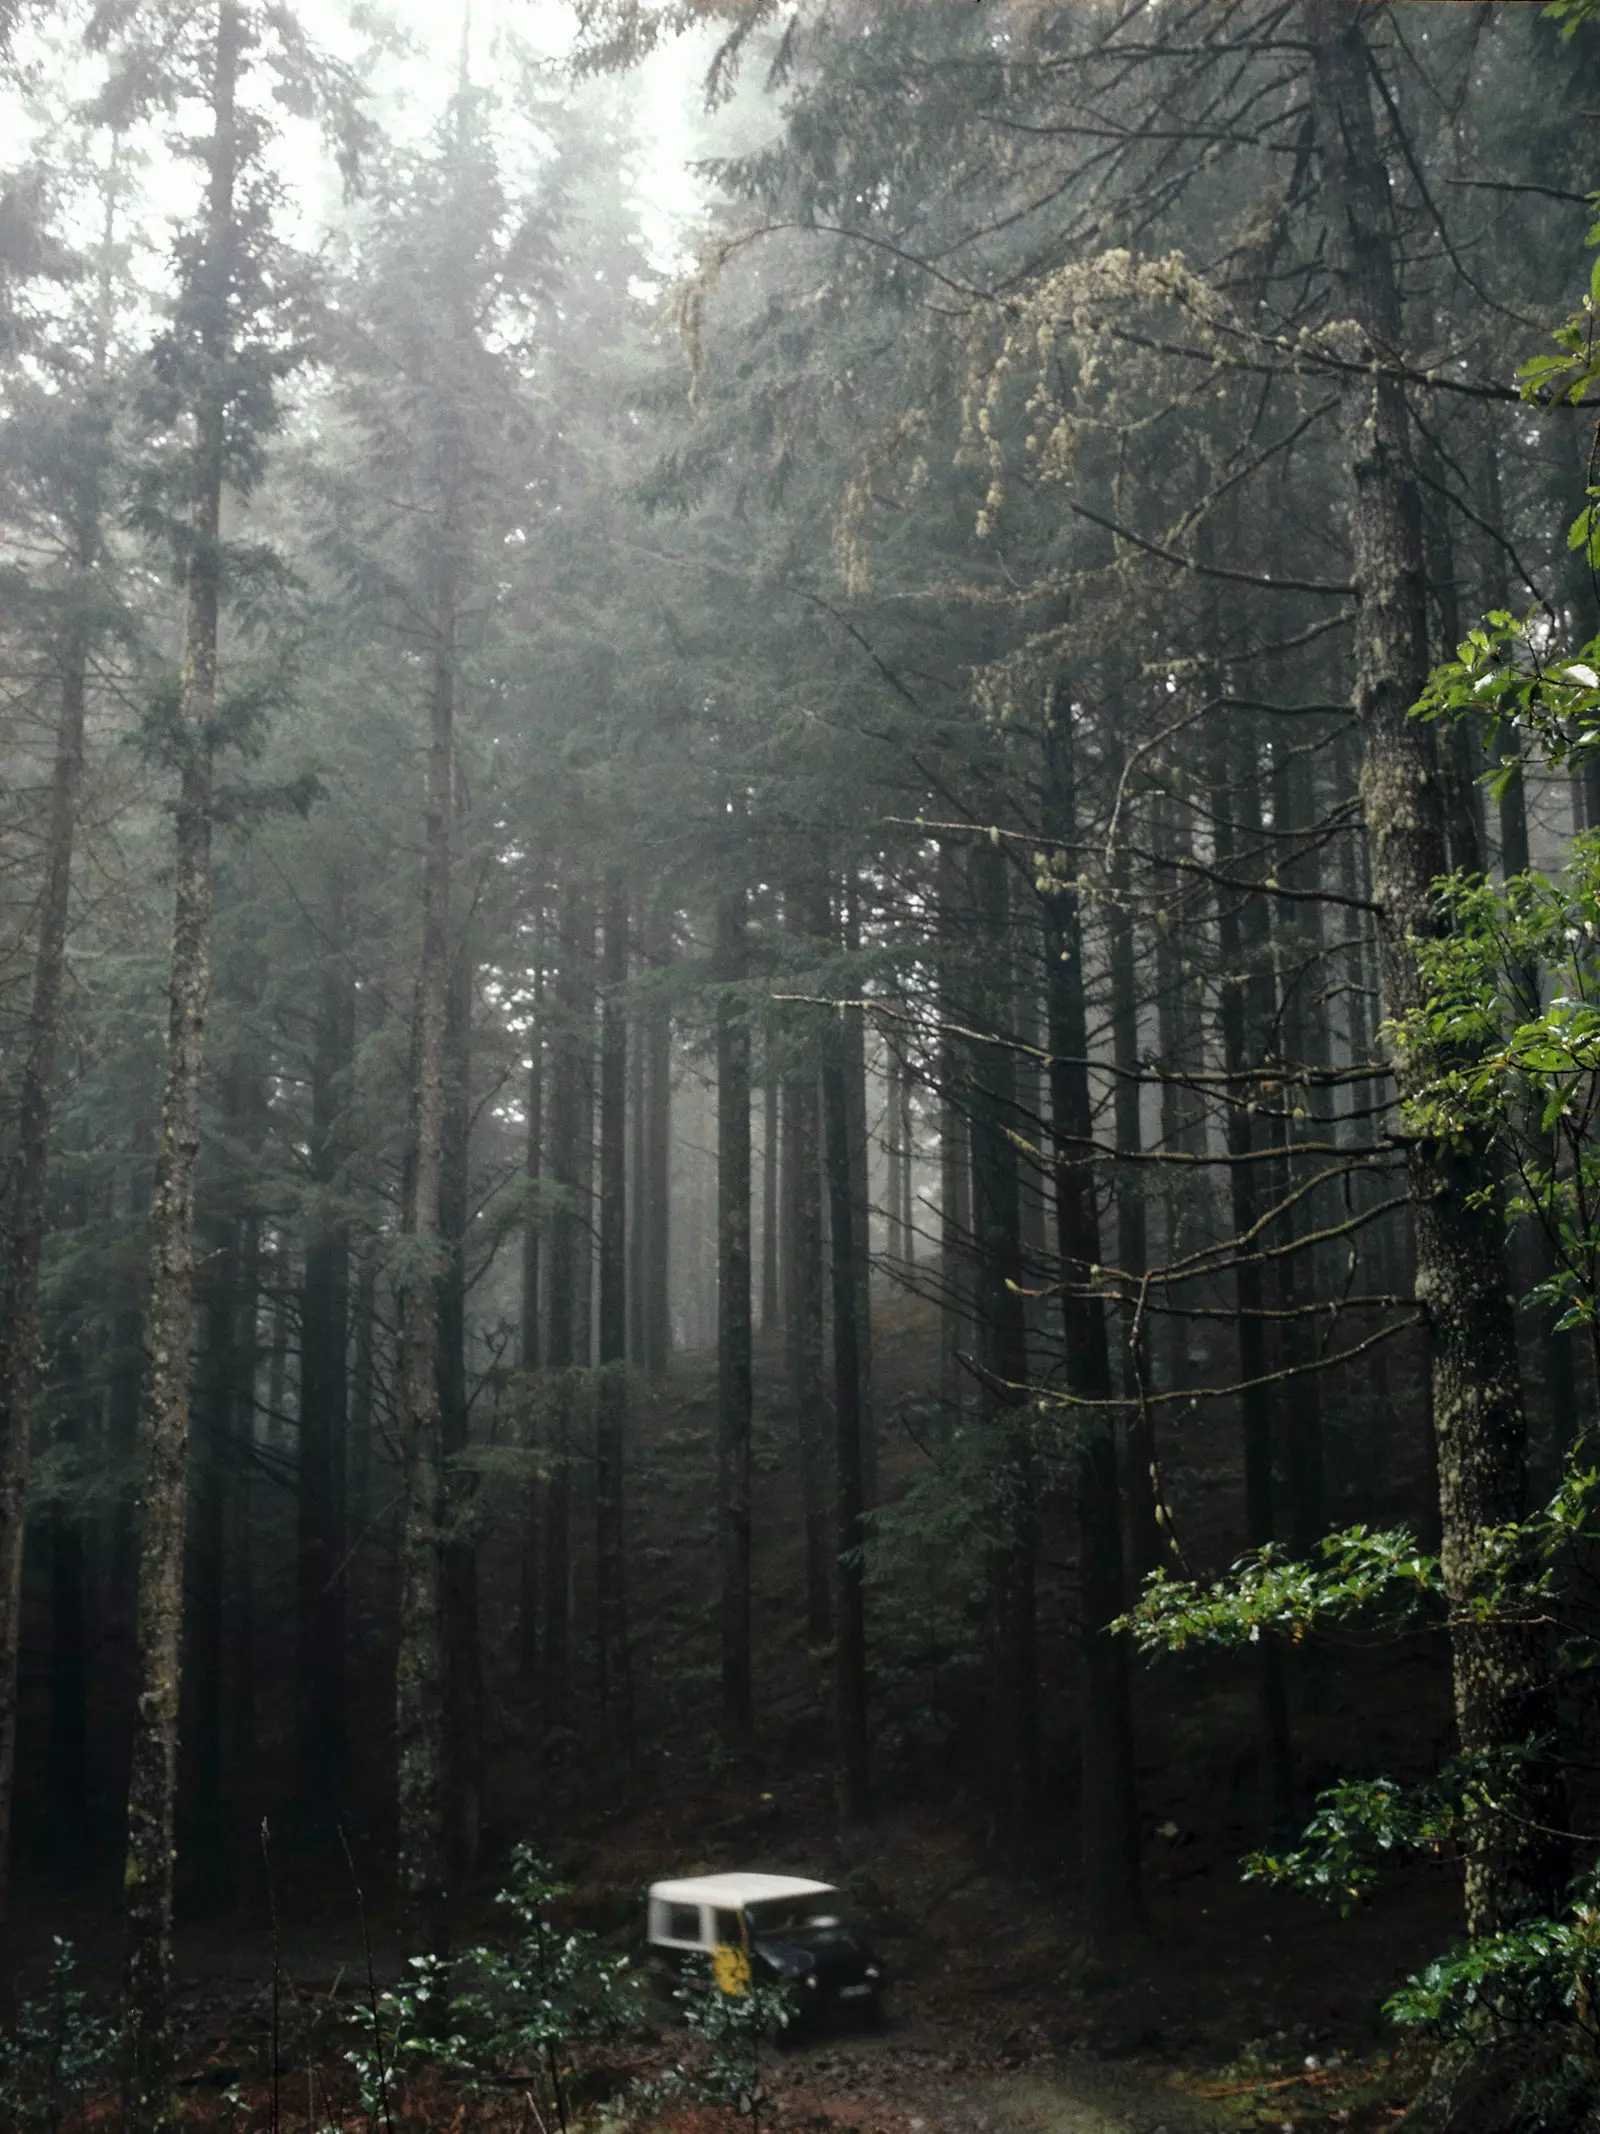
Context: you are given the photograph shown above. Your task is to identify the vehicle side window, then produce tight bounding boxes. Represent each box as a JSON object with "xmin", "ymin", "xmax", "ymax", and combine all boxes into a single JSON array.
[
  {"xmin": 665, "ymin": 1902, "xmax": 701, "ymax": 1943},
  {"xmin": 713, "ymin": 1909, "xmax": 742, "ymax": 1946}
]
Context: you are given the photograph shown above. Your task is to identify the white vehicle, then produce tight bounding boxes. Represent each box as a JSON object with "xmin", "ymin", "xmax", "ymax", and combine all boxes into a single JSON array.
[{"xmin": 645, "ymin": 1871, "xmax": 885, "ymax": 2025}]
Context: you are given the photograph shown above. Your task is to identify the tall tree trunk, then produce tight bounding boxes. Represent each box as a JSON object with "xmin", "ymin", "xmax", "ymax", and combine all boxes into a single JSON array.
[
  {"xmin": 628, "ymin": 948, "xmax": 646, "ymax": 1368},
  {"xmin": 761, "ymin": 1073, "xmax": 780, "ymax": 1329},
  {"xmin": 50, "ymin": 1308, "xmax": 90, "ymax": 1850},
  {"xmin": 1040, "ymin": 696, "xmax": 1144, "ymax": 1948},
  {"xmin": 716, "ymin": 885, "xmax": 755, "ymax": 1742},
  {"xmin": 520, "ymin": 919, "xmax": 545, "ymax": 1692},
  {"xmin": 229, "ymin": 1204, "xmax": 259, "ymax": 1769},
  {"xmin": 542, "ymin": 884, "xmax": 591, "ymax": 1731},
  {"xmin": 897, "ymin": 1055, "xmax": 916, "ymax": 1265},
  {"xmin": 783, "ymin": 1041, "xmax": 831, "ymax": 1644},
  {"xmin": 0, "ymin": 147, "xmax": 110, "ymax": 1915},
  {"xmin": 842, "ymin": 883, "xmax": 877, "ymax": 1511},
  {"xmin": 394, "ymin": 532, "xmax": 458, "ymax": 1957},
  {"xmin": 348, "ymin": 1251, "xmax": 377, "ymax": 1555},
  {"xmin": 122, "ymin": 11, "xmax": 240, "ymax": 2119},
  {"xmin": 1012, "ymin": 958, "xmax": 1050, "ymax": 1363},
  {"xmin": 1152, "ymin": 785, "xmax": 1206, "ymax": 1395},
  {"xmin": 967, "ymin": 839, "xmax": 1041, "ymax": 1823},
  {"xmin": 821, "ymin": 1026, "xmax": 870, "ymax": 1825},
  {"xmin": 596, "ymin": 880, "xmax": 631, "ymax": 1743},
  {"xmin": 1108, "ymin": 816, "xmax": 1160, "ymax": 1583},
  {"xmin": 296, "ymin": 935, "xmax": 352, "ymax": 1836},
  {"xmin": 440, "ymin": 932, "xmax": 481, "ymax": 1878},
  {"xmin": 885, "ymin": 1048, "xmax": 908, "ymax": 1271},
  {"xmin": 1209, "ymin": 706, "xmax": 1295, "ymax": 1841},
  {"xmin": 108, "ymin": 1155, "xmax": 147, "ymax": 1732},
  {"xmin": 937, "ymin": 846, "xmax": 973, "ymax": 1429},
  {"xmin": 1307, "ymin": 0, "xmax": 1566, "ymax": 1930},
  {"xmin": 0, "ymin": 586, "xmax": 92, "ymax": 1915},
  {"xmin": 643, "ymin": 905, "xmax": 673, "ymax": 1379},
  {"xmin": 1270, "ymin": 739, "xmax": 1328, "ymax": 1559},
  {"xmin": 263, "ymin": 1264, "xmax": 290, "ymax": 1450},
  {"xmin": 186, "ymin": 1195, "xmax": 236, "ymax": 1864}
]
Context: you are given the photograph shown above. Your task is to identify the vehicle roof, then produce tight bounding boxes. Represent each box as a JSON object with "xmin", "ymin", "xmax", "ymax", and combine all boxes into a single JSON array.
[{"xmin": 648, "ymin": 1873, "xmax": 837, "ymax": 1908}]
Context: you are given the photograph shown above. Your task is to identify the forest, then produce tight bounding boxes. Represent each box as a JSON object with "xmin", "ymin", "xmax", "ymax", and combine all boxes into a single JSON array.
[{"xmin": 1, "ymin": 0, "xmax": 1599, "ymax": 2129}]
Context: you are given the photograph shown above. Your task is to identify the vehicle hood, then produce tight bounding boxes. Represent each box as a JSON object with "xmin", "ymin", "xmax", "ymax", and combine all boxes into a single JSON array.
[{"xmin": 751, "ymin": 1926, "xmax": 876, "ymax": 1983}]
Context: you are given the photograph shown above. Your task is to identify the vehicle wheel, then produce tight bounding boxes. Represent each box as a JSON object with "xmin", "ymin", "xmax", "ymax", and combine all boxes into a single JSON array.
[{"xmin": 863, "ymin": 1991, "xmax": 887, "ymax": 2033}]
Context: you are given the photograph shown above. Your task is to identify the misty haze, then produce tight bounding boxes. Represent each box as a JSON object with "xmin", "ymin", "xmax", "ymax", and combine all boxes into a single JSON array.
[{"xmin": 0, "ymin": 3, "xmax": 1596, "ymax": 2131}]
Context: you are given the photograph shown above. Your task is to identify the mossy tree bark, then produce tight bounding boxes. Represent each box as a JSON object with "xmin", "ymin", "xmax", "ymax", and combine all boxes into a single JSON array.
[
  {"xmin": 1306, "ymin": 0, "xmax": 1566, "ymax": 1931},
  {"xmin": 394, "ymin": 533, "xmax": 456, "ymax": 1955},
  {"xmin": 122, "ymin": 9, "xmax": 240, "ymax": 2123}
]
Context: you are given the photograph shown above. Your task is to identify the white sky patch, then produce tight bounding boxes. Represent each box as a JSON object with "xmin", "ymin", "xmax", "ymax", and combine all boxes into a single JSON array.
[
  {"xmin": 4, "ymin": 0, "xmax": 726, "ymax": 289},
  {"xmin": 373, "ymin": 0, "xmax": 718, "ymax": 275}
]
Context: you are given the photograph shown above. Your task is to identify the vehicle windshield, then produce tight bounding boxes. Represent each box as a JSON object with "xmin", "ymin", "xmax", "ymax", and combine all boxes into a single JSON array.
[{"xmin": 745, "ymin": 1895, "xmax": 847, "ymax": 1936}]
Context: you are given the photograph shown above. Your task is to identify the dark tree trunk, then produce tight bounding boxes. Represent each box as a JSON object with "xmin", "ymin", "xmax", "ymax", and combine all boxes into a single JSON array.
[
  {"xmin": 596, "ymin": 880, "xmax": 630, "ymax": 1742},
  {"xmin": 885, "ymin": 1048, "xmax": 908, "ymax": 1271},
  {"xmin": 784, "ymin": 1048, "xmax": 832, "ymax": 1644},
  {"xmin": 122, "ymin": 12, "xmax": 240, "ymax": 2117},
  {"xmin": 761, "ymin": 1074, "xmax": 780, "ymax": 1330},
  {"xmin": 967, "ymin": 839, "xmax": 1041, "ymax": 1824},
  {"xmin": 542, "ymin": 885, "xmax": 592, "ymax": 1730},
  {"xmin": 520, "ymin": 918, "xmax": 546, "ymax": 1692},
  {"xmin": 348, "ymin": 1252, "xmax": 377, "ymax": 1552},
  {"xmin": 1040, "ymin": 697, "xmax": 1144, "ymax": 1948},
  {"xmin": 1209, "ymin": 707, "xmax": 1295, "ymax": 1842},
  {"xmin": 1152, "ymin": 786, "xmax": 1206, "ymax": 1394},
  {"xmin": 296, "ymin": 940, "xmax": 353, "ymax": 1836},
  {"xmin": 0, "ymin": 548, "xmax": 93, "ymax": 1916},
  {"xmin": 1011, "ymin": 960, "xmax": 1050, "ymax": 1363},
  {"xmin": 394, "ymin": 536, "xmax": 458, "ymax": 1958},
  {"xmin": 821, "ymin": 1031, "xmax": 870, "ymax": 1825},
  {"xmin": 1108, "ymin": 820, "xmax": 1160, "ymax": 1584},
  {"xmin": 641, "ymin": 902, "xmax": 674, "ymax": 1379},
  {"xmin": 108, "ymin": 1162, "xmax": 147, "ymax": 1645},
  {"xmin": 264, "ymin": 1268, "xmax": 290, "ymax": 1450},
  {"xmin": 1307, "ymin": 0, "xmax": 1566, "ymax": 1931},
  {"xmin": 716, "ymin": 886, "xmax": 755, "ymax": 1742},
  {"xmin": 229, "ymin": 1207, "xmax": 259, "ymax": 1769},
  {"xmin": 186, "ymin": 1197, "xmax": 236, "ymax": 1864},
  {"xmin": 0, "ymin": 164, "xmax": 109, "ymax": 1911},
  {"xmin": 842, "ymin": 883, "xmax": 877, "ymax": 1512},
  {"xmin": 1270, "ymin": 739, "xmax": 1328, "ymax": 1560},
  {"xmin": 936, "ymin": 843, "xmax": 975, "ymax": 1428},
  {"xmin": 49, "ymin": 1311, "xmax": 90, "ymax": 1850},
  {"xmin": 628, "ymin": 948, "xmax": 646, "ymax": 1368},
  {"xmin": 440, "ymin": 934, "xmax": 481, "ymax": 1879}
]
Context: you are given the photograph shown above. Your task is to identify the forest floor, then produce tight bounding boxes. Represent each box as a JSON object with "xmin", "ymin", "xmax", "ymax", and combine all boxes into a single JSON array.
[{"xmin": 6, "ymin": 1296, "xmax": 1459, "ymax": 2129}]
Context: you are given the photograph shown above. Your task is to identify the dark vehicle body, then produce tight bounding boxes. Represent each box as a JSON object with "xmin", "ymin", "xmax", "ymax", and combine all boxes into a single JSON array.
[{"xmin": 645, "ymin": 1872, "xmax": 885, "ymax": 2029}]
